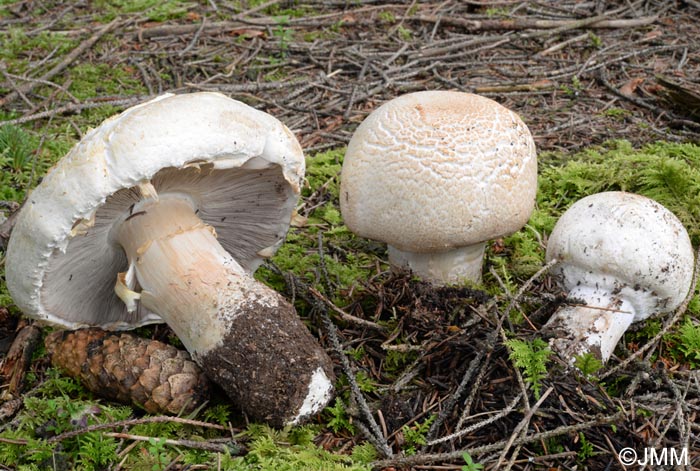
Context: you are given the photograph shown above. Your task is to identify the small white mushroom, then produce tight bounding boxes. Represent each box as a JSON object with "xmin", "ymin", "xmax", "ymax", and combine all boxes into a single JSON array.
[
  {"xmin": 543, "ymin": 191, "xmax": 695, "ymax": 364},
  {"xmin": 339, "ymin": 90, "xmax": 537, "ymax": 285},
  {"xmin": 6, "ymin": 92, "xmax": 334, "ymax": 426}
]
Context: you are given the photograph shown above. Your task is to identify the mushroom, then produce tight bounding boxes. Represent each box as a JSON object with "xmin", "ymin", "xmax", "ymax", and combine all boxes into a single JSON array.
[
  {"xmin": 543, "ymin": 191, "xmax": 695, "ymax": 364},
  {"xmin": 339, "ymin": 90, "xmax": 537, "ymax": 284},
  {"xmin": 5, "ymin": 92, "xmax": 334, "ymax": 426}
]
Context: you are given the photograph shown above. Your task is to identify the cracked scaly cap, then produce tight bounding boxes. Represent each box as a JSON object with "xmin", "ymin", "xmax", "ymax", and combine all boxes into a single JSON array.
[{"xmin": 340, "ymin": 90, "xmax": 537, "ymax": 253}]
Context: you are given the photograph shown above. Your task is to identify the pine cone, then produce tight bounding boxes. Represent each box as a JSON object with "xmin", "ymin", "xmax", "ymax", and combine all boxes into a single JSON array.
[{"xmin": 45, "ymin": 329, "xmax": 210, "ymax": 415}]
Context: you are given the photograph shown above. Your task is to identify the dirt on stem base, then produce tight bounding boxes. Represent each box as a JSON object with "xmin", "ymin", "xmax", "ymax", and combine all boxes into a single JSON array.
[{"xmin": 198, "ymin": 293, "xmax": 335, "ymax": 428}]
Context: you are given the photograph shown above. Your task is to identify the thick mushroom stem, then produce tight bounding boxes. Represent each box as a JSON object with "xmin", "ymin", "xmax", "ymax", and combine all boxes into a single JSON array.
[
  {"xmin": 542, "ymin": 285, "xmax": 636, "ymax": 365},
  {"xmin": 387, "ymin": 242, "xmax": 486, "ymax": 284},
  {"xmin": 114, "ymin": 193, "xmax": 334, "ymax": 426}
]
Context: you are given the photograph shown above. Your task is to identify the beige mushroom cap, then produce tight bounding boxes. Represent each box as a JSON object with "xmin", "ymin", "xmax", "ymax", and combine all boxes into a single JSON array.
[{"xmin": 340, "ymin": 91, "xmax": 537, "ymax": 254}]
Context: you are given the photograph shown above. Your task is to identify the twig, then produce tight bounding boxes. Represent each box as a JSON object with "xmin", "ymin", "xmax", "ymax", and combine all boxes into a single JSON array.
[
  {"xmin": 317, "ymin": 231, "xmax": 333, "ymax": 294},
  {"xmin": 473, "ymin": 80, "xmax": 556, "ymax": 94},
  {"xmin": 187, "ymin": 79, "xmax": 306, "ymax": 93},
  {"xmin": 309, "ymin": 286, "xmax": 387, "ymax": 332},
  {"xmin": 424, "ymin": 334, "xmax": 490, "ymax": 443},
  {"xmin": 48, "ymin": 416, "xmax": 228, "ymax": 443},
  {"xmin": 457, "ymin": 336, "xmax": 502, "ymax": 424},
  {"xmin": 372, "ymin": 410, "xmax": 626, "ymax": 469},
  {"xmin": 178, "ymin": 17, "xmax": 207, "ymax": 57},
  {"xmin": 426, "ymin": 392, "xmax": 523, "ymax": 446},
  {"xmin": 0, "ymin": 18, "xmax": 122, "ymax": 107},
  {"xmin": 408, "ymin": 14, "xmax": 658, "ymax": 32},
  {"xmin": 503, "ymin": 258, "xmax": 558, "ymax": 325},
  {"xmin": 495, "ymin": 387, "xmax": 554, "ymax": 467},
  {"xmin": 596, "ymin": 68, "xmax": 663, "ymax": 113},
  {"xmin": 134, "ymin": 21, "xmax": 267, "ymax": 40},
  {"xmin": 0, "ymin": 95, "xmax": 153, "ymax": 127},
  {"xmin": 0, "ymin": 66, "xmax": 33, "ymax": 107},
  {"xmin": 103, "ymin": 432, "xmax": 239, "ymax": 453},
  {"xmin": 317, "ymin": 302, "xmax": 393, "ymax": 457},
  {"xmin": 536, "ymin": 32, "xmax": 589, "ymax": 57}
]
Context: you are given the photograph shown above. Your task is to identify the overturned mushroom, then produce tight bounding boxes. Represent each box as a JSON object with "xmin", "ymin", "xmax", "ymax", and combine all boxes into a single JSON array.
[
  {"xmin": 543, "ymin": 191, "xmax": 695, "ymax": 364},
  {"xmin": 340, "ymin": 90, "xmax": 537, "ymax": 285},
  {"xmin": 5, "ymin": 92, "xmax": 334, "ymax": 426}
]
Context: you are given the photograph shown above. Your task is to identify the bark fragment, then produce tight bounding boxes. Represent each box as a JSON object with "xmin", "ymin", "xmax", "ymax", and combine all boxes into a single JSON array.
[{"xmin": 0, "ymin": 323, "xmax": 41, "ymax": 399}]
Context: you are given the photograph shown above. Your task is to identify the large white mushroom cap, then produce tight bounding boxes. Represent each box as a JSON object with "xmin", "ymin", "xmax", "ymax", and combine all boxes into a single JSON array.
[
  {"xmin": 6, "ymin": 92, "xmax": 305, "ymax": 329},
  {"xmin": 340, "ymin": 90, "xmax": 537, "ymax": 283},
  {"xmin": 546, "ymin": 191, "xmax": 694, "ymax": 321}
]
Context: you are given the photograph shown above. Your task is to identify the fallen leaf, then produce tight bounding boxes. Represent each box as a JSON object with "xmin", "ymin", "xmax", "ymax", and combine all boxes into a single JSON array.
[
  {"xmin": 642, "ymin": 29, "xmax": 663, "ymax": 41},
  {"xmin": 619, "ymin": 78, "xmax": 644, "ymax": 97},
  {"xmin": 229, "ymin": 28, "xmax": 266, "ymax": 38}
]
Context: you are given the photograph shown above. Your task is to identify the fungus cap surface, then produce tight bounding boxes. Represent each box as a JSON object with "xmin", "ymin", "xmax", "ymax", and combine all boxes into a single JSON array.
[
  {"xmin": 340, "ymin": 90, "xmax": 537, "ymax": 253},
  {"xmin": 6, "ymin": 92, "xmax": 304, "ymax": 329},
  {"xmin": 545, "ymin": 191, "xmax": 694, "ymax": 321}
]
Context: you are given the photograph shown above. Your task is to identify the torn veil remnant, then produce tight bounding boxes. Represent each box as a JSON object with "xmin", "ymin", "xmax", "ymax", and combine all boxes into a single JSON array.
[
  {"xmin": 340, "ymin": 90, "xmax": 537, "ymax": 285},
  {"xmin": 543, "ymin": 191, "xmax": 695, "ymax": 365},
  {"xmin": 5, "ymin": 92, "xmax": 335, "ymax": 427}
]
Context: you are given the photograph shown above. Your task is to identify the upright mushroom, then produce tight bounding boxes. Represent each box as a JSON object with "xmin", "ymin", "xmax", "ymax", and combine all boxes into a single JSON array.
[
  {"xmin": 340, "ymin": 91, "xmax": 537, "ymax": 285},
  {"xmin": 5, "ymin": 92, "xmax": 334, "ymax": 426},
  {"xmin": 543, "ymin": 191, "xmax": 695, "ymax": 364}
]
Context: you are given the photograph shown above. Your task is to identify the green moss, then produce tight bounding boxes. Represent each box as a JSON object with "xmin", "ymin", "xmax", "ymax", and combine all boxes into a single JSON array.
[
  {"xmin": 93, "ymin": 0, "xmax": 193, "ymax": 21},
  {"xmin": 501, "ymin": 140, "xmax": 700, "ymax": 281},
  {"xmin": 0, "ymin": 28, "xmax": 78, "ymax": 67},
  {"xmin": 258, "ymin": 148, "xmax": 376, "ymax": 305},
  {"xmin": 0, "ymin": 370, "xmax": 132, "ymax": 470},
  {"xmin": 66, "ymin": 63, "xmax": 146, "ymax": 100},
  {"xmin": 538, "ymin": 141, "xmax": 700, "ymax": 242},
  {"xmin": 224, "ymin": 424, "xmax": 374, "ymax": 470},
  {"xmin": 304, "ymin": 148, "xmax": 344, "ymax": 197}
]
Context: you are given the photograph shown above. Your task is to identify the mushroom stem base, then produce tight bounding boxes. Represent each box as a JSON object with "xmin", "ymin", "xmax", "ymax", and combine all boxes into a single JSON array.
[
  {"xmin": 388, "ymin": 243, "xmax": 486, "ymax": 285},
  {"xmin": 116, "ymin": 193, "xmax": 335, "ymax": 425},
  {"xmin": 197, "ymin": 298, "xmax": 335, "ymax": 426},
  {"xmin": 542, "ymin": 286, "xmax": 636, "ymax": 365}
]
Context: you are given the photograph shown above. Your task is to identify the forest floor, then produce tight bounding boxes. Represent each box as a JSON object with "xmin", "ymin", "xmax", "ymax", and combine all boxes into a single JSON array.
[{"xmin": 1, "ymin": 1, "xmax": 700, "ymax": 470}]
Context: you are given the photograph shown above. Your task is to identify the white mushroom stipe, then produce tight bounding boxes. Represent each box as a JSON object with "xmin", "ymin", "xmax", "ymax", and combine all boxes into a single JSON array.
[
  {"xmin": 340, "ymin": 91, "xmax": 537, "ymax": 285},
  {"xmin": 388, "ymin": 243, "xmax": 486, "ymax": 285},
  {"xmin": 543, "ymin": 191, "xmax": 694, "ymax": 365},
  {"xmin": 547, "ymin": 286, "xmax": 636, "ymax": 363},
  {"xmin": 5, "ymin": 92, "xmax": 335, "ymax": 427},
  {"xmin": 115, "ymin": 193, "xmax": 271, "ymax": 354}
]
